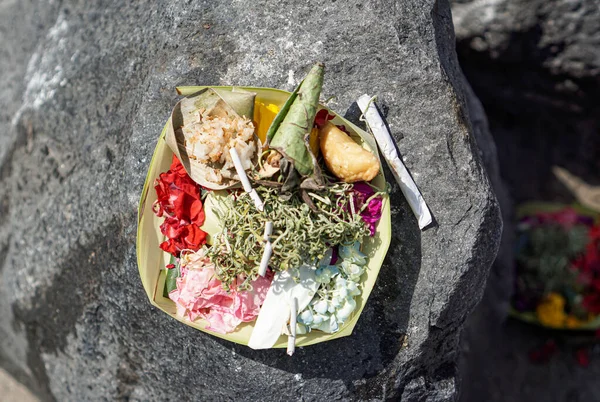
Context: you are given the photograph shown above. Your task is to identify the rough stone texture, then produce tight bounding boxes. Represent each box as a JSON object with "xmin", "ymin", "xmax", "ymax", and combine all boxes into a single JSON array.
[
  {"xmin": 452, "ymin": 0, "xmax": 600, "ymax": 202},
  {"xmin": 451, "ymin": 0, "xmax": 600, "ymax": 401},
  {"xmin": 0, "ymin": 1, "xmax": 501, "ymax": 400},
  {"xmin": 453, "ymin": 0, "xmax": 600, "ymax": 78}
]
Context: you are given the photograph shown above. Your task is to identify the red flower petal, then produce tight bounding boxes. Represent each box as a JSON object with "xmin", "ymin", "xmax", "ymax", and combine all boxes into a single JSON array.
[
  {"xmin": 183, "ymin": 224, "xmax": 207, "ymax": 250},
  {"xmin": 314, "ymin": 109, "xmax": 334, "ymax": 128},
  {"xmin": 170, "ymin": 154, "xmax": 194, "ymax": 179},
  {"xmin": 159, "ymin": 239, "xmax": 179, "ymax": 255},
  {"xmin": 153, "ymin": 155, "xmax": 208, "ymax": 257},
  {"xmin": 336, "ymin": 124, "xmax": 349, "ymax": 133},
  {"xmin": 528, "ymin": 340, "xmax": 557, "ymax": 364},
  {"xmin": 160, "ymin": 217, "xmax": 182, "ymax": 238},
  {"xmin": 575, "ymin": 348, "xmax": 590, "ymax": 367},
  {"xmin": 583, "ymin": 293, "xmax": 600, "ymax": 314},
  {"xmin": 190, "ymin": 199, "xmax": 206, "ymax": 226}
]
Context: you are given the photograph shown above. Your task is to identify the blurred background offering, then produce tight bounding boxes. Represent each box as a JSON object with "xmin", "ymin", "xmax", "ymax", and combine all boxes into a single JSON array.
[{"xmin": 452, "ymin": 0, "xmax": 600, "ymax": 400}]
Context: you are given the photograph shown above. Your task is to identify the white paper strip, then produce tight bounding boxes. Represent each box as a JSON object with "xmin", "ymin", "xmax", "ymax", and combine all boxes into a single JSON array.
[
  {"xmin": 229, "ymin": 147, "xmax": 264, "ymax": 211},
  {"xmin": 248, "ymin": 266, "xmax": 319, "ymax": 350},
  {"xmin": 357, "ymin": 95, "xmax": 432, "ymax": 229},
  {"xmin": 287, "ymin": 297, "xmax": 298, "ymax": 356}
]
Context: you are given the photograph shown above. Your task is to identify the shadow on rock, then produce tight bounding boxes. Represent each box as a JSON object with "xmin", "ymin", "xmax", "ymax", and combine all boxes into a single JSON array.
[{"xmin": 10, "ymin": 219, "xmax": 127, "ymax": 402}]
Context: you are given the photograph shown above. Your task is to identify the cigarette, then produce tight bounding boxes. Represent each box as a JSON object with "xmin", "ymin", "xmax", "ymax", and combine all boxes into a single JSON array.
[
  {"xmin": 287, "ymin": 297, "xmax": 298, "ymax": 356},
  {"xmin": 357, "ymin": 95, "xmax": 432, "ymax": 229},
  {"xmin": 229, "ymin": 147, "xmax": 264, "ymax": 211},
  {"xmin": 258, "ymin": 221, "xmax": 273, "ymax": 277}
]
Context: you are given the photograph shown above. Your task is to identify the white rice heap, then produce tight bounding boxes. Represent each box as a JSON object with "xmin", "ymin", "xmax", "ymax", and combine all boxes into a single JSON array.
[{"xmin": 184, "ymin": 111, "xmax": 256, "ymax": 185}]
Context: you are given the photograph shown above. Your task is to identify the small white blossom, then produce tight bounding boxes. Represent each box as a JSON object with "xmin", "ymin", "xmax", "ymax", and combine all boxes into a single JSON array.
[
  {"xmin": 314, "ymin": 300, "xmax": 328, "ymax": 314},
  {"xmin": 299, "ymin": 310, "xmax": 314, "ymax": 325},
  {"xmin": 315, "ymin": 265, "xmax": 339, "ymax": 283},
  {"xmin": 336, "ymin": 297, "xmax": 357, "ymax": 322},
  {"xmin": 296, "ymin": 243, "xmax": 368, "ymax": 334}
]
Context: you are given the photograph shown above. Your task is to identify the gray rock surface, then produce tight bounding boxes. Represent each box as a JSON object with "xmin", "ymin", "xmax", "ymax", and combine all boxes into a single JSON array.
[
  {"xmin": 452, "ymin": 0, "xmax": 600, "ymax": 78},
  {"xmin": 0, "ymin": 0, "xmax": 501, "ymax": 400},
  {"xmin": 452, "ymin": 0, "xmax": 600, "ymax": 202},
  {"xmin": 451, "ymin": 0, "xmax": 600, "ymax": 401}
]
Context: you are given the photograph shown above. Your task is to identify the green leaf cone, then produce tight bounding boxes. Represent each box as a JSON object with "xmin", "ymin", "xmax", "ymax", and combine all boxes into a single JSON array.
[{"xmin": 269, "ymin": 63, "xmax": 324, "ymax": 176}]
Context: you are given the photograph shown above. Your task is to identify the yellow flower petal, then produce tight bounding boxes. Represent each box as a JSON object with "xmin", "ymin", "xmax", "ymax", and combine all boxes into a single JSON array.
[
  {"xmin": 254, "ymin": 103, "xmax": 280, "ymax": 145},
  {"xmin": 536, "ymin": 293, "xmax": 567, "ymax": 328},
  {"xmin": 565, "ymin": 315, "xmax": 583, "ymax": 329}
]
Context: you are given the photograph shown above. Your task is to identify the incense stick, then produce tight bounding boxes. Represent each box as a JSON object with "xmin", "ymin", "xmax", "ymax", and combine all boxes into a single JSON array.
[
  {"xmin": 258, "ymin": 221, "xmax": 273, "ymax": 276},
  {"xmin": 229, "ymin": 147, "xmax": 264, "ymax": 211},
  {"xmin": 287, "ymin": 297, "xmax": 298, "ymax": 356}
]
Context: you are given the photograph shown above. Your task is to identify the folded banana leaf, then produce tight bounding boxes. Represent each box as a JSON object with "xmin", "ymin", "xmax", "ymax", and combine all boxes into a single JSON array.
[
  {"xmin": 137, "ymin": 85, "xmax": 391, "ymax": 348},
  {"xmin": 165, "ymin": 88, "xmax": 256, "ymax": 190},
  {"xmin": 268, "ymin": 63, "xmax": 324, "ymax": 177}
]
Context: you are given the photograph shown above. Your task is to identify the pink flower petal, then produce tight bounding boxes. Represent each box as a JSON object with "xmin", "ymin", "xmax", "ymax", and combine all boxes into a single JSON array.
[{"xmin": 169, "ymin": 251, "xmax": 274, "ymax": 333}]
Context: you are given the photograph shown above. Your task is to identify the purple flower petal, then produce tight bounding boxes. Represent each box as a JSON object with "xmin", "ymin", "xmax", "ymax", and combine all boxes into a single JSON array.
[{"xmin": 351, "ymin": 182, "xmax": 383, "ymax": 236}]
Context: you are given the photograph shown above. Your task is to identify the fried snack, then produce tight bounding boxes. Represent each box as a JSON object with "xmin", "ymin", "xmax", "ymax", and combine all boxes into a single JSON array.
[{"xmin": 319, "ymin": 122, "xmax": 379, "ymax": 182}]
